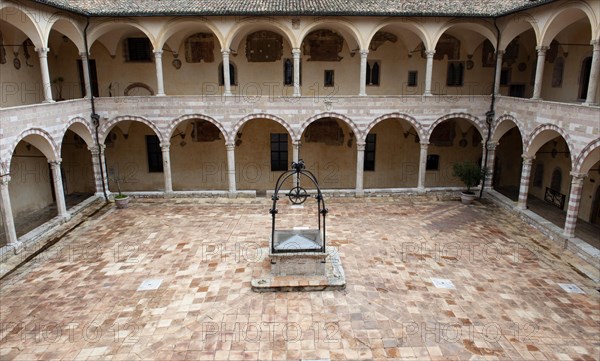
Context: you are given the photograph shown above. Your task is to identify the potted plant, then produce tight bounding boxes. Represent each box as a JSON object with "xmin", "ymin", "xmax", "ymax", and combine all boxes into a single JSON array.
[
  {"xmin": 452, "ymin": 161, "xmax": 487, "ymax": 205},
  {"xmin": 112, "ymin": 176, "xmax": 130, "ymax": 209}
]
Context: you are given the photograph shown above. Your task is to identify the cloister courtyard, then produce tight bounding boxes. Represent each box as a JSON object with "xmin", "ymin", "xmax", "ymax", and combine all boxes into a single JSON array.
[{"xmin": 0, "ymin": 196, "xmax": 598, "ymax": 361}]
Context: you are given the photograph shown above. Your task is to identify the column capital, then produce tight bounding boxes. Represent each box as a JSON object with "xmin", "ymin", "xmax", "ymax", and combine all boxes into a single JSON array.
[
  {"xmin": 79, "ymin": 51, "xmax": 88, "ymax": 59},
  {"xmin": 292, "ymin": 48, "xmax": 301, "ymax": 56},
  {"xmin": 292, "ymin": 140, "xmax": 302, "ymax": 147},
  {"xmin": 0, "ymin": 174, "xmax": 11, "ymax": 186},
  {"xmin": 522, "ymin": 154, "xmax": 535, "ymax": 163},
  {"xmin": 496, "ymin": 50, "xmax": 505, "ymax": 57},
  {"xmin": 590, "ymin": 39, "xmax": 600, "ymax": 50},
  {"xmin": 88, "ymin": 146, "xmax": 100, "ymax": 155},
  {"xmin": 36, "ymin": 47, "xmax": 50, "ymax": 56},
  {"xmin": 160, "ymin": 143, "xmax": 170, "ymax": 151},
  {"xmin": 425, "ymin": 50, "xmax": 436, "ymax": 57},
  {"xmin": 226, "ymin": 143, "xmax": 236, "ymax": 151},
  {"xmin": 570, "ymin": 172, "xmax": 588, "ymax": 182},
  {"xmin": 486, "ymin": 141, "xmax": 498, "ymax": 151},
  {"xmin": 420, "ymin": 141, "xmax": 430, "ymax": 147},
  {"xmin": 536, "ymin": 45, "xmax": 549, "ymax": 54},
  {"xmin": 153, "ymin": 50, "xmax": 163, "ymax": 57},
  {"xmin": 356, "ymin": 142, "xmax": 366, "ymax": 151},
  {"xmin": 49, "ymin": 159, "xmax": 62, "ymax": 166},
  {"xmin": 359, "ymin": 49, "xmax": 369, "ymax": 57},
  {"xmin": 221, "ymin": 49, "xmax": 231, "ymax": 56}
]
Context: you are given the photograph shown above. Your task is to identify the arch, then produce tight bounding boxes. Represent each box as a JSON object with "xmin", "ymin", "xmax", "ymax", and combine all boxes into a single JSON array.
[
  {"xmin": 540, "ymin": 1, "xmax": 597, "ymax": 47},
  {"xmin": 87, "ymin": 20, "xmax": 156, "ymax": 52},
  {"xmin": 226, "ymin": 18, "xmax": 296, "ymax": 51},
  {"xmin": 231, "ymin": 114, "xmax": 295, "ymax": 144},
  {"xmin": 156, "ymin": 17, "xmax": 225, "ymax": 51},
  {"xmin": 299, "ymin": 19, "xmax": 364, "ymax": 50},
  {"xmin": 433, "ymin": 19, "xmax": 498, "ymax": 52},
  {"xmin": 8, "ymin": 128, "xmax": 60, "ymax": 169},
  {"xmin": 0, "ymin": 5, "xmax": 44, "ymax": 48},
  {"xmin": 524, "ymin": 124, "xmax": 575, "ymax": 165},
  {"xmin": 574, "ymin": 138, "xmax": 600, "ymax": 174},
  {"xmin": 62, "ymin": 117, "xmax": 95, "ymax": 148},
  {"xmin": 299, "ymin": 113, "xmax": 360, "ymax": 142},
  {"xmin": 100, "ymin": 116, "xmax": 163, "ymax": 144},
  {"xmin": 366, "ymin": 19, "xmax": 430, "ymax": 52},
  {"xmin": 167, "ymin": 114, "xmax": 228, "ymax": 140},
  {"xmin": 363, "ymin": 113, "xmax": 424, "ymax": 143},
  {"xmin": 46, "ymin": 16, "xmax": 85, "ymax": 53},
  {"xmin": 498, "ymin": 12, "xmax": 539, "ymax": 51},
  {"xmin": 491, "ymin": 114, "xmax": 525, "ymax": 143},
  {"xmin": 427, "ymin": 113, "xmax": 486, "ymax": 142}
]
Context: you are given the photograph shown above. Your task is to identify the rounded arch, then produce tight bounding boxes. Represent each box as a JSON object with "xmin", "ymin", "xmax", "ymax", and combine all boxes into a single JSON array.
[
  {"xmin": 45, "ymin": 16, "xmax": 85, "ymax": 53},
  {"xmin": 100, "ymin": 116, "xmax": 163, "ymax": 144},
  {"xmin": 299, "ymin": 19, "xmax": 364, "ymax": 50},
  {"xmin": 299, "ymin": 112, "xmax": 360, "ymax": 142},
  {"xmin": 433, "ymin": 19, "xmax": 498, "ymax": 52},
  {"xmin": 0, "ymin": 5, "xmax": 44, "ymax": 48},
  {"xmin": 491, "ymin": 114, "xmax": 525, "ymax": 144},
  {"xmin": 156, "ymin": 17, "xmax": 225, "ymax": 51},
  {"xmin": 427, "ymin": 113, "xmax": 486, "ymax": 142},
  {"xmin": 62, "ymin": 117, "xmax": 95, "ymax": 148},
  {"xmin": 499, "ymin": 12, "xmax": 539, "ymax": 51},
  {"xmin": 363, "ymin": 113, "xmax": 424, "ymax": 143},
  {"xmin": 366, "ymin": 19, "xmax": 430, "ymax": 52},
  {"xmin": 8, "ymin": 128, "xmax": 60, "ymax": 169},
  {"xmin": 167, "ymin": 114, "xmax": 228, "ymax": 140},
  {"xmin": 87, "ymin": 20, "xmax": 156, "ymax": 52},
  {"xmin": 574, "ymin": 138, "xmax": 600, "ymax": 174},
  {"xmin": 524, "ymin": 124, "xmax": 576, "ymax": 165},
  {"xmin": 231, "ymin": 114, "xmax": 295, "ymax": 144},
  {"xmin": 540, "ymin": 1, "xmax": 597, "ymax": 47},
  {"xmin": 225, "ymin": 18, "xmax": 296, "ymax": 51}
]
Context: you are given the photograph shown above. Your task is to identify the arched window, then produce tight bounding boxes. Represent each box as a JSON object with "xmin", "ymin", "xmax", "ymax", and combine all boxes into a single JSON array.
[
  {"xmin": 551, "ymin": 167, "xmax": 562, "ymax": 192},
  {"xmin": 579, "ymin": 57, "xmax": 592, "ymax": 100},
  {"xmin": 366, "ymin": 60, "xmax": 381, "ymax": 86},
  {"xmin": 218, "ymin": 62, "xmax": 237, "ymax": 86},
  {"xmin": 533, "ymin": 163, "xmax": 544, "ymax": 188}
]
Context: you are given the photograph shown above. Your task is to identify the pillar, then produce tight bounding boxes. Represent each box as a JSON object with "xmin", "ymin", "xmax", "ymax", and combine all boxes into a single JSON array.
[
  {"xmin": 49, "ymin": 160, "xmax": 69, "ymax": 221},
  {"xmin": 417, "ymin": 142, "xmax": 429, "ymax": 192},
  {"xmin": 424, "ymin": 50, "xmax": 435, "ymax": 96},
  {"xmin": 79, "ymin": 52, "xmax": 93, "ymax": 99},
  {"xmin": 292, "ymin": 48, "xmax": 301, "ymax": 97},
  {"xmin": 517, "ymin": 155, "xmax": 534, "ymax": 209},
  {"xmin": 161, "ymin": 143, "xmax": 173, "ymax": 193},
  {"xmin": 483, "ymin": 142, "xmax": 497, "ymax": 189},
  {"xmin": 0, "ymin": 175, "xmax": 21, "ymax": 253},
  {"xmin": 222, "ymin": 50, "xmax": 232, "ymax": 96},
  {"xmin": 89, "ymin": 146, "xmax": 108, "ymax": 197},
  {"xmin": 154, "ymin": 50, "xmax": 166, "ymax": 96},
  {"xmin": 359, "ymin": 50, "xmax": 369, "ymax": 96},
  {"xmin": 532, "ymin": 46, "xmax": 548, "ymax": 100},
  {"xmin": 493, "ymin": 50, "xmax": 505, "ymax": 96},
  {"xmin": 226, "ymin": 143, "xmax": 236, "ymax": 196},
  {"xmin": 584, "ymin": 40, "xmax": 600, "ymax": 105},
  {"xmin": 355, "ymin": 142, "xmax": 365, "ymax": 197},
  {"xmin": 37, "ymin": 47, "xmax": 54, "ymax": 102},
  {"xmin": 563, "ymin": 173, "xmax": 587, "ymax": 238}
]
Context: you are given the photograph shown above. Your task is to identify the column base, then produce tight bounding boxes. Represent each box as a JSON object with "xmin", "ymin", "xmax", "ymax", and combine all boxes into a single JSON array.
[
  {"xmin": 517, "ymin": 203, "xmax": 528, "ymax": 210},
  {"xmin": 156, "ymin": 93, "xmax": 166, "ymax": 97},
  {"xmin": 10, "ymin": 241, "xmax": 24, "ymax": 255},
  {"xmin": 583, "ymin": 102, "xmax": 598, "ymax": 106},
  {"xmin": 59, "ymin": 214, "xmax": 71, "ymax": 222},
  {"xmin": 417, "ymin": 187, "xmax": 426, "ymax": 194},
  {"xmin": 224, "ymin": 91, "xmax": 233, "ymax": 97},
  {"xmin": 228, "ymin": 191, "xmax": 238, "ymax": 199},
  {"xmin": 562, "ymin": 231, "xmax": 576, "ymax": 239},
  {"xmin": 423, "ymin": 92, "xmax": 432, "ymax": 97},
  {"xmin": 355, "ymin": 190, "xmax": 364, "ymax": 198},
  {"xmin": 42, "ymin": 99, "xmax": 56, "ymax": 103}
]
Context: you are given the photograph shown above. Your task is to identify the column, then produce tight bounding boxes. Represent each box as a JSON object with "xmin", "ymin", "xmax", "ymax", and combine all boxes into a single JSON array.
[
  {"xmin": 517, "ymin": 155, "xmax": 534, "ymax": 209},
  {"xmin": 359, "ymin": 50, "xmax": 369, "ymax": 96},
  {"xmin": 37, "ymin": 48, "xmax": 54, "ymax": 102},
  {"xmin": 292, "ymin": 48, "xmax": 301, "ymax": 97},
  {"xmin": 483, "ymin": 142, "xmax": 497, "ymax": 189},
  {"xmin": 563, "ymin": 173, "xmax": 587, "ymax": 238},
  {"xmin": 532, "ymin": 46, "xmax": 548, "ymax": 100},
  {"xmin": 161, "ymin": 143, "xmax": 173, "ymax": 193},
  {"xmin": 98, "ymin": 145, "xmax": 110, "ymax": 196},
  {"xmin": 355, "ymin": 142, "xmax": 365, "ymax": 196},
  {"xmin": 292, "ymin": 140, "xmax": 300, "ymax": 184},
  {"xmin": 584, "ymin": 40, "xmax": 600, "ymax": 105},
  {"xmin": 493, "ymin": 50, "xmax": 505, "ymax": 95},
  {"xmin": 417, "ymin": 142, "xmax": 429, "ymax": 192},
  {"xmin": 424, "ymin": 50, "xmax": 435, "ymax": 96},
  {"xmin": 49, "ymin": 160, "xmax": 69, "ymax": 221},
  {"xmin": 226, "ymin": 143, "xmax": 236, "ymax": 196},
  {"xmin": 154, "ymin": 50, "xmax": 166, "ymax": 96},
  {"xmin": 222, "ymin": 50, "xmax": 232, "ymax": 96},
  {"xmin": 89, "ymin": 146, "xmax": 107, "ymax": 196},
  {"xmin": 79, "ymin": 52, "xmax": 93, "ymax": 99},
  {"xmin": 0, "ymin": 175, "xmax": 21, "ymax": 253}
]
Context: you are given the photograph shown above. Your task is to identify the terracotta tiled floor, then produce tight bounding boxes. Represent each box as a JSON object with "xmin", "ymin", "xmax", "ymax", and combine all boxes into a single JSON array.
[{"xmin": 1, "ymin": 197, "xmax": 598, "ymax": 361}]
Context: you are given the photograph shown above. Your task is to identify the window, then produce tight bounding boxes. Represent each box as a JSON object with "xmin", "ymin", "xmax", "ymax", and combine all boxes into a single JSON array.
[
  {"xmin": 500, "ymin": 68, "xmax": 511, "ymax": 86},
  {"xmin": 324, "ymin": 70, "xmax": 334, "ymax": 87},
  {"xmin": 426, "ymin": 155, "xmax": 440, "ymax": 170},
  {"xmin": 219, "ymin": 62, "xmax": 236, "ymax": 86},
  {"xmin": 407, "ymin": 71, "xmax": 418, "ymax": 87},
  {"xmin": 366, "ymin": 61, "xmax": 380, "ymax": 86},
  {"xmin": 125, "ymin": 38, "xmax": 152, "ymax": 62},
  {"xmin": 283, "ymin": 58, "xmax": 301, "ymax": 86},
  {"xmin": 146, "ymin": 135, "xmax": 163, "ymax": 173},
  {"xmin": 551, "ymin": 167, "xmax": 562, "ymax": 192},
  {"xmin": 446, "ymin": 62, "xmax": 464, "ymax": 86},
  {"xmin": 533, "ymin": 163, "xmax": 544, "ymax": 187},
  {"xmin": 270, "ymin": 133, "xmax": 288, "ymax": 171},
  {"xmin": 579, "ymin": 57, "xmax": 592, "ymax": 100},
  {"xmin": 364, "ymin": 134, "xmax": 376, "ymax": 171}
]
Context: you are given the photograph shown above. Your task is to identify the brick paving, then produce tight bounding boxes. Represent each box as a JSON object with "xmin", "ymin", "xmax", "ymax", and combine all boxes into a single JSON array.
[{"xmin": 0, "ymin": 197, "xmax": 598, "ymax": 361}]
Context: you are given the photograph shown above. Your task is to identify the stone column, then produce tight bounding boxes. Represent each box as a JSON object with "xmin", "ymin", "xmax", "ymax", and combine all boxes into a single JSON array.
[
  {"xmin": 417, "ymin": 142, "xmax": 429, "ymax": 192},
  {"xmin": 517, "ymin": 155, "xmax": 534, "ymax": 209},
  {"xmin": 563, "ymin": 173, "xmax": 587, "ymax": 238},
  {"xmin": 359, "ymin": 50, "xmax": 369, "ymax": 96},
  {"xmin": 424, "ymin": 50, "xmax": 435, "ymax": 96},
  {"xmin": 222, "ymin": 50, "xmax": 232, "ymax": 96},
  {"xmin": 532, "ymin": 46, "xmax": 548, "ymax": 100},
  {"xmin": 226, "ymin": 143, "xmax": 236, "ymax": 196},
  {"xmin": 355, "ymin": 142, "xmax": 366, "ymax": 197},
  {"xmin": 49, "ymin": 160, "xmax": 69, "ymax": 221},
  {"xmin": 483, "ymin": 142, "xmax": 497, "ymax": 189},
  {"xmin": 37, "ymin": 48, "xmax": 54, "ymax": 102},
  {"xmin": 161, "ymin": 143, "xmax": 173, "ymax": 193},
  {"xmin": 0, "ymin": 175, "xmax": 21, "ymax": 252},
  {"xmin": 98, "ymin": 145, "xmax": 110, "ymax": 196},
  {"xmin": 493, "ymin": 50, "xmax": 505, "ymax": 95},
  {"xmin": 89, "ymin": 146, "xmax": 107, "ymax": 197},
  {"xmin": 154, "ymin": 50, "xmax": 166, "ymax": 96},
  {"xmin": 292, "ymin": 48, "xmax": 301, "ymax": 97},
  {"xmin": 79, "ymin": 52, "xmax": 93, "ymax": 99},
  {"xmin": 584, "ymin": 40, "xmax": 600, "ymax": 105}
]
